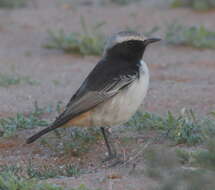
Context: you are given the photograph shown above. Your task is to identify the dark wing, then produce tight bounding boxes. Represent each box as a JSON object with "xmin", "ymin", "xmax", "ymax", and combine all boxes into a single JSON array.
[{"xmin": 52, "ymin": 59, "xmax": 139, "ymax": 128}]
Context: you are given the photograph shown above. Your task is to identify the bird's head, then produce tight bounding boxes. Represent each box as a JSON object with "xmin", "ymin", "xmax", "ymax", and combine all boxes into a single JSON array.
[{"xmin": 104, "ymin": 31, "xmax": 161, "ymax": 61}]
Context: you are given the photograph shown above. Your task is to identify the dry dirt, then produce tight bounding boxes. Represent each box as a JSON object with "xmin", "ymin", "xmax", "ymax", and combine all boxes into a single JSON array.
[{"xmin": 0, "ymin": 0, "xmax": 215, "ymax": 189}]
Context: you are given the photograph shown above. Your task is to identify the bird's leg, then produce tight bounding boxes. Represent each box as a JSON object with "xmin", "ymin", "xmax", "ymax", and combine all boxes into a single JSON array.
[{"xmin": 100, "ymin": 127, "xmax": 117, "ymax": 161}]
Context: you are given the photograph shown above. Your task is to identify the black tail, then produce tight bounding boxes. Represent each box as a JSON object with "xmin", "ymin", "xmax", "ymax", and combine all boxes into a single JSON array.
[{"xmin": 26, "ymin": 125, "xmax": 56, "ymax": 144}]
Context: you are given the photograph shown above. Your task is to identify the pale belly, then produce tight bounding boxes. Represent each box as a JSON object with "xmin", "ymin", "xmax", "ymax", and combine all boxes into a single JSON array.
[{"xmin": 91, "ymin": 60, "xmax": 149, "ymax": 127}]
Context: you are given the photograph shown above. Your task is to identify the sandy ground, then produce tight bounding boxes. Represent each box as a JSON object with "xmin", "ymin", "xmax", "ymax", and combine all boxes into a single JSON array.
[
  {"xmin": 0, "ymin": 0, "xmax": 215, "ymax": 189},
  {"xmin": 0, "ymin": 1, "xmax": 215, "ymax": 116}
]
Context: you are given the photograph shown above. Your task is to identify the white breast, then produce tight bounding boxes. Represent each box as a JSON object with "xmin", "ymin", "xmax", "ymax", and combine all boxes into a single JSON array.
[{"xmin": 92, "ymin": 60, "xmax": 150, "ymax": 127}]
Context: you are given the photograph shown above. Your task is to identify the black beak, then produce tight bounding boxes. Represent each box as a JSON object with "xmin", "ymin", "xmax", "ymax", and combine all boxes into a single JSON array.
[{"xmin": 144, "ymin": 38, "xmax": 161, "ymax": 46}]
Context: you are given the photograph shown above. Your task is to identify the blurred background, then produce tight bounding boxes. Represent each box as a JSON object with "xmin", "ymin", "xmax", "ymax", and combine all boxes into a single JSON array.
[
  {"xmin": 0, "ymin": 0, "xmax": 215, "ymax": 190},
  {"xmin": 0, "ymin": 0, "xmax": 215, "ymax": 116},
  {"xmin": 0, "ymin": 0, "xmax": 215, "ymax": 114}
]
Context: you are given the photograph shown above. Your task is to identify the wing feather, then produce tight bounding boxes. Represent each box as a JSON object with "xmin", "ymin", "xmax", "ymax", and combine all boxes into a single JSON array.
[{"xmin": 52, "ymin": 59, "xmax": 139, "ymax": 127}]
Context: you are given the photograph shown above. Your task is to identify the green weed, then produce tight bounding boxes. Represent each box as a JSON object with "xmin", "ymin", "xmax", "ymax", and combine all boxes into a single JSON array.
[
  {"xmin": 0, "ymin": 165, "xmax": 23, "ymax": 177},
  {"xmin": 175, "ymin": 149, "xmax": 192, "ymax": 164},
  {"xmin": 0, "ymin": 73, "xmax": 39, "ymax": 87},
  {"xmin": 193, "ymin": 139, "xmax": 215, "ymax": 170},
  {"xmin": 52, "ymin": 79, "xmax": 61, "ymax": 86},
  {"xmin": 158, "ymin": 169, "xmax": 215, "ymax": 190},
  {"xmin": 210, "ymin": 111, "xmax": 215, "ymax": 117},
  {"xmin": 127, "ymin": 109, "xmax": 215, "ymax": 145},
  {"xmin": 171, "ymin": 0, "xmax": 215, "ymax": 11},
  {"xmin": 0, "ymin": 165, "xmax": 96, "ymax": 190},
  {"xmin": 141, "ymin": 113, "xmax": 215, "ymax": 189},
  {"xmin": 165, "ymin": 23, "xmax": 215, "ymax": 49},
  {"xmin": 62, "ymin": 128, "xmax": 102, "ymax": 156},
  {"xmin": 144, "ymin": 144, "xmax": 215, "ymax": 190},
  {"xmin": 71, "ymin": 185, "xmax": 100, "ymax": 190},
  {"xmin": 0, "ymin": 172, "xmax": 94, "ymax": 190},
  {"xmin": 110, "ymin": 0, "xmax": 142, "ymax": 5},
  {"xmin": 40, "ymin": 127, "xmax": 102, "ymax": 156},
  {"xmin": 144, "ymin": 145, "xmax": 180, "ymax": 180},
  {"xmin": 176, "ymin": 138, "xmax": 215, "ymax": 170},
  {"xmin": 0, "ymin": 162, "xmax": 81, "ymax": 180},
  {"xmin": 27, "ymin": 163, "xmax": 81, "ymax": 180},
  {"xmin": 0, "ymin": 173, "xmax": 62, "ymax": 190},
  {"xmin": 0, "ymin": 0, "xmax": 26, "ymax": 8},
  {"xmin": 0, "ymin": 102, "xmax": 50, "ymax": 137},
  {"xmin": 45, "ymin": 17, "xmax": 105, "ymax": 56}
]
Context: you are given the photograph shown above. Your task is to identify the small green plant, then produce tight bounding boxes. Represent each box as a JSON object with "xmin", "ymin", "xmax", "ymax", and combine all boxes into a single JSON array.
[
  {"xmin": 0, "ymin": 162, "xmax": 81, "ymax": 180},
  {"xmin": 164, "ymin": 110, "xmax": 203, "ymax": 145},
  {"xmin": 52, "ymin": 79, "xmax": 61, "ymax": 86},
  {"xmin": 127, "ymin": 109, "xmax": 215, "ymax": 145},
  {"xmin": 27, "ymin": 163, "xmax": 81, "ymax": 179},
  {"xmin": 0, "ymin": 0, "xmax": 26, "ymax": 8},
  {"xmin": 0, "ymin": 165, "xmax": 96, "ymax": 190},
  {"xmin": 0, "ymin": 73, "xmax": 39, "ymax": 87},
  {"xmin": 110, "ymin": 0, "xmax": 142, "ymax": 5},
  {"xmin": 0, "ymin": 173, "xmax": 62, "ymax": 190},
  {"xmin": 0, "ymin": 102, "xmax": 50, "ymax": 137},
  {"xmin": 64, "ymin": 128, "xmax": 102, "ymax": 156},
  {"xmin": 158, "ymin": 168, "xmax": 215, "ymax": 190},
  {"xmin": 175, "ymin": 149, "xmax": 192, "ymax": 164},
  {"xmin": 144, "ymin": 145, "xmax": 180, "ymax": 179},
  {"xmin": 193, "ymin": 139, "xmax": 215, "ymax": 170},
  {"xmin": 165, "ymin": 23, "xmax": 215, "ymax": 49},
  {"xmin": 144, "ymin": 144, "xmax": 215, "ymax": 190},
  {"xmin": 0, "ymin": 172, "xmax": 93, "ymax": 190},
  {"xmin": 171, "ymin": 0, "xmax": 215, "ymax": 11},
  {"xmin": 175, "ymin": 138, "xmax": 215, "ymax": 170},
  {"xmin": 126, "ymin": 111, "xmax": 164, "ymax": 131},
  {"xmin": 0, "ymin": 165, "xmax": 23, "ymax": 177},
  {"xmin": 40, "ymin": 127, "xmax": 102, "ymax": 156},
  {"xmin": 45, "ymin": 17, "xmax": 105, "ymax": 56}
]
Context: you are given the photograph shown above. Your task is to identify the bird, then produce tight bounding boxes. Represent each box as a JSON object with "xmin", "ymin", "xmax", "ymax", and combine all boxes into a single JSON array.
[{"xmin": 26, "ymin": 31, "xmax": 161, "ymax": 161}]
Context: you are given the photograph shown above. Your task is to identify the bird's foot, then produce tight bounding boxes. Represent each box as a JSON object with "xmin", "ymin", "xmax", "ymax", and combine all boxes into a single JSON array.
[
  {"xmin": 102, "ymin": 153, "xmax": 117, "ymax": 162},
  {"xmin": 102, "ymin": 153, "xmax": 124, "ymax": 167}
]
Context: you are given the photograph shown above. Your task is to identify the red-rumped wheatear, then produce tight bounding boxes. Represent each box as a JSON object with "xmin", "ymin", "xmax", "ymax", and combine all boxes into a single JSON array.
[{"xmin": 26, "ymin": 31, "xmax": 160, "ymax": 161}]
